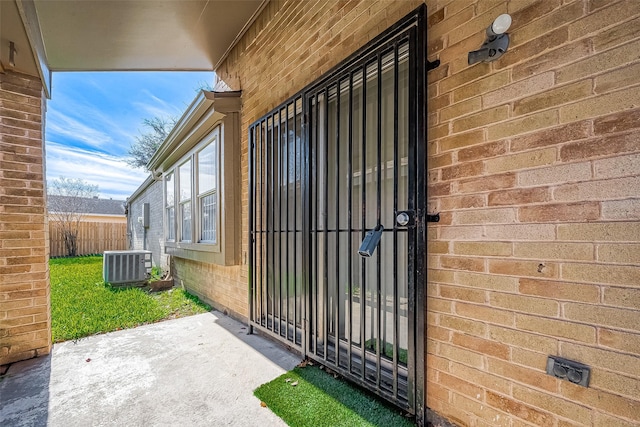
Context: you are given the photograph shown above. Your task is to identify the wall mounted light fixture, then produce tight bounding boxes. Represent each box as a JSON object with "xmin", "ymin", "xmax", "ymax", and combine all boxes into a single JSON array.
[{"xmin": 468, "ymin": 14, "xmax": 512, "ymax": 65}]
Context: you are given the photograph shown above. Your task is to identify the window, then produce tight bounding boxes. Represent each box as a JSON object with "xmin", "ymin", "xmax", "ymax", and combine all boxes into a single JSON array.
[
  {"xmin": 165, "ymin": 172, "xmax": 175, "ymax": 241},
  {"xmin": 178, "ymin": 160, "xmax": 192, "ymax": 242},
  {"xmin": 152, "ymin": 90, "xmax": 241, "ymax": 266},
  {"xmin": 197, "ymin": 130, "xmax": 218, "ymax": 243},
  {"xmin": 164, "ymin": 128, "xmax": 219, "ymax": 247},
  {"xmin": 165, "ymin": 131, "xmax": 220, "ymax": 245}
]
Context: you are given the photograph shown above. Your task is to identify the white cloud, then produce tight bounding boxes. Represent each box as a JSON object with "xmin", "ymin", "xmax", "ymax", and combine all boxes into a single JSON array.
[
  {"xmin": 43, "ymin": 71, "xmax": 215, "ymax": 200},
  {"xmin": 133, "ymin": 90, "xmax": 190, "ymax": 120},
  {"xmin": 46, "ymin": 141, "xmax": 149, "ymax": 200},
  {"xmin": 46, "ymin": 110, "xmax": 115, "ymax": 149},
  {"xmin": 46, "ymin": 100, "xmax": 140, "ymax": 155}
]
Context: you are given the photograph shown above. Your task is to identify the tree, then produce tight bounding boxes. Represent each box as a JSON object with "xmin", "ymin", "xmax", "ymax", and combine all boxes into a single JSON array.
[
  {"xmin": 126, "ymin": 117, "xmax": 176, "ymax": 170},
  {"xmin": 48, "ymin": 177, "xmax": 99, "ymax": 257}
]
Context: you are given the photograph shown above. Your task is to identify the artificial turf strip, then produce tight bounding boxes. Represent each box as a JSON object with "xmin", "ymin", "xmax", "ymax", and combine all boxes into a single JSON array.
[
  {"xmin": 50, "ymin": 256, "xmax": 210, "ymax": 342},
  {"xmin": 254, "ymin": 365, "xmax": 414, "ymax": 427}
]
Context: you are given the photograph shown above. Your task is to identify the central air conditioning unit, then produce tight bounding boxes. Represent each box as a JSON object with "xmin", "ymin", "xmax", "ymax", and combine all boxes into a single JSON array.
[{"xmin": 103, "ymin": 250, "xmax": 152, "ymax": 285}]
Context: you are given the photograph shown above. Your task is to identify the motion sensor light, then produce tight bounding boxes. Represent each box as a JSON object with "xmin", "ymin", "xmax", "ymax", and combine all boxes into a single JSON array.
[
  {"xmin": 468, "ymin": 14, "xmax": 512, "ymax": 65},
  {"xmin": 489, "ymin": 14, "xmax": 512, "ymax": 36}
]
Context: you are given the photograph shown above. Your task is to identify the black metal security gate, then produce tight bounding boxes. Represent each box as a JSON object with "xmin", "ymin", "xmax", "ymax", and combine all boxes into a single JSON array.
[
  {"xmin": 249, "ymin": 95, "xmax": 305, "ymax": 348},
  {"xmin": 249, "ymin": 5, "xmax": 426, "ymax": 416}
]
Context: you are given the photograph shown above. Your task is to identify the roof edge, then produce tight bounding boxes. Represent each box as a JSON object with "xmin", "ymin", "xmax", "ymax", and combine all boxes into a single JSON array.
[
  {"xmin": 127, "ymin": 174, "xmax": 155, "ymax": 203},
  {"xmin": 16, "ymin": 0, "xmax": 52, "ymax": 98},
  {"xmin": 147, "ymin": 90, "xmax": 241, "ymax": 173}
]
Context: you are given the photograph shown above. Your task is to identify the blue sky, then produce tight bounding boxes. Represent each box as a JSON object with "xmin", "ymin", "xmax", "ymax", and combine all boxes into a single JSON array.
[{"xmin": 45, "ymin": 71, "xmax": 214, "ymax": 200}]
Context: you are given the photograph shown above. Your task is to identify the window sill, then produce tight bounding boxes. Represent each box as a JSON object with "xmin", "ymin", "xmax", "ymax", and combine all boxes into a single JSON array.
[{"xmin": 165, "ymin": 241, "xmax": 237, "ymax": 266}]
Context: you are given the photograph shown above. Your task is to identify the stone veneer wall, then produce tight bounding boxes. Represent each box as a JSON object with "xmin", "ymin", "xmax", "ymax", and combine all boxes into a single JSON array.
[{"xmin": 0, "ymin": 70, "xmax": 50, "ymax": 366}]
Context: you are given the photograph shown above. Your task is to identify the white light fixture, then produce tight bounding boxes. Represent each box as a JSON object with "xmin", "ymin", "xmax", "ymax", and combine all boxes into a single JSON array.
[{"xmin": 468, "ymin": 14, "xmax": 512, "ymax": 65}]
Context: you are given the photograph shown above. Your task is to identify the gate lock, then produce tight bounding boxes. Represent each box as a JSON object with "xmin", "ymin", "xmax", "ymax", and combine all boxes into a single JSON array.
[
  {"xmin": 358, "ymin": 225, "xmax": 384, "ymax": 258},
  {"xmin": 396, "ymin": 210, "xmax": 415, "ymax": 227}
]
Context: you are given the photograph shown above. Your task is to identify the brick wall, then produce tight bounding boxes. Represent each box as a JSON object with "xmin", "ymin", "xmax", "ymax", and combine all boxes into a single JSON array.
[
  {"xmin": 0, "ymin": 70, "xmax": 50, "ymax": 366},
  {"xmin": 174, "ymin": 258, "xmax": 246, "ymax": 320},
  {"xmin": 425, "ymin": 0, "xmax": 640, "ymax": 425},
  {"xmin": 128, "ymin": 178, "xmax": 168, "ymax": 270},
  {"xmin": 209, "ymin": 0, "xmax": 426, "ymax": 320}
]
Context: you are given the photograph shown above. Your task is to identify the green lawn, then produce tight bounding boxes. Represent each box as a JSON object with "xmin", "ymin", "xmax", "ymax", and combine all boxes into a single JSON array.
[
  {"xmin": 255, "ymin": 364, "xmax": 414, "ymax": 427},
  {"xmin": 50, "ymin": 256, "xmax": 210, "ymax": 342}
]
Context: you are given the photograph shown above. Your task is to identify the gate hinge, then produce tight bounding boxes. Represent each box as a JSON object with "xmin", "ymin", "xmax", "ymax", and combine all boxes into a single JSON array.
[
  {"xmin": 426, "ymin": 213, "xmax": 440, "ymax": 222},
  {"xmin": 427, "ymin": 59, "xmax": 441, "ymax": 71}
]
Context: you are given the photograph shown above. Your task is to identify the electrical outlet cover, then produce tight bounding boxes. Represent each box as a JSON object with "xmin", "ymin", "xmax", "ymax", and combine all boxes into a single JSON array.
[{"xmin": 546, "ymin": 356, "xmax": 590, "ymax": 387}]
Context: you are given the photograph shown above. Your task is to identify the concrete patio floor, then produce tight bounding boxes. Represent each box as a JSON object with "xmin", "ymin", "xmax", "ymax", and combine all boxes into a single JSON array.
[{"xmin": 0, "ymin": 311, "xmax": 301, "ymax": 426}]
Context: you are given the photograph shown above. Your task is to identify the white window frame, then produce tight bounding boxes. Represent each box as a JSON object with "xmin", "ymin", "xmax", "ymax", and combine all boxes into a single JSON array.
[
  {"xmin": 155, "ymin": 91, "xmax": 241, "ymax": 266},
  {"xmin": 177, "ymin": 159, "xmax": 193, "ymax": 243},
  {"xmin": 164, "ymin": 126, "xmax": 222, "ymax": 252},
  {"xmin": 196, "ymin": 127, "xmax": 220, "ymax": 246},
  {"xmin": 165, "ymin": 172, "xmax": 175, "ymax": 241}
]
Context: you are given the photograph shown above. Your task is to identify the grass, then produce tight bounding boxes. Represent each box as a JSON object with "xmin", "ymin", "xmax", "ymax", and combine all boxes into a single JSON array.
[
  {"xmin": 50, "ymin": 256, "xmax": 211, "ymax": 342},
  {"xmin": 254, "ymin": 364, "xmax": 414, "ymax": 427}
]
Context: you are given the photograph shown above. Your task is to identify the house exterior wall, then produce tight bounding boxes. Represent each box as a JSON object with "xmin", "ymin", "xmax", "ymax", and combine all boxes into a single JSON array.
[
  {"xmin": 164, "ymin": 0, "xmax": 639, "ymax": 424},
  {"xmin": 0, "ymin": 70, "xmax": 51, "ymax": 366},
  {"xmin": 171, "ymin": 0, "xmax": 426, "ymax": 322},
  {"xmin": 424, "ymin": 0, "xmax": 640, "ymax": 426},
  {"xmin": 128, "ymin": 178, "xmax": 167, "ymax": 270}
]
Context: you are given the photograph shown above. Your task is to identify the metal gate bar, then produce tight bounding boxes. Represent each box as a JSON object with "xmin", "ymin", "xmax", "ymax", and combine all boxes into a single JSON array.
[
  {"xmin": 392, "ymin": 41, "xmax": 400, "ymax": 398},
  {"xmin": 249, "ymin": 4, "xmax": 426, "ymax": 416},
  {"xmin": 304, "ymin": 38, "xmax": 412, "ymax": 407},
  {"xmin": 249, "ymin": 96, "xmax": 305, "ymax": 351}
]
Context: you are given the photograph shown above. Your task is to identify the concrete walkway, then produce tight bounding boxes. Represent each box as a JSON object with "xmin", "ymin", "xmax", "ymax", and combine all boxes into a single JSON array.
[{"xmin": 0, "ymin": 312, "xmax": 301, "ymax": 426}]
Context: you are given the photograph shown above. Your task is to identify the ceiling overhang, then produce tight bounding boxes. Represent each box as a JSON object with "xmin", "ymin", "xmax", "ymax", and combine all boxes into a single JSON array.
[
  {"xmin": 1, "ymin": 0, "xmax": 266, "ymax": 97},
  {"xmin": 1, "ymin": 0, "xmax": 51, "ymax": 95}
]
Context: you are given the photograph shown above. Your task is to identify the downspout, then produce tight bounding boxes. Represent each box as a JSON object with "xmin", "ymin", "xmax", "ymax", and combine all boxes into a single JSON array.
[{"xmin": 124, "ymin": 199, "xmax": 132, "ymax": 249}]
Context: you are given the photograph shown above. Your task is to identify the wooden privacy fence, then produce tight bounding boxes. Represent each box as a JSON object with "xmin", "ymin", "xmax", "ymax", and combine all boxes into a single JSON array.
[{"xmin": 49, "ymin": 221, "xmax": 127, "ymax": 257}]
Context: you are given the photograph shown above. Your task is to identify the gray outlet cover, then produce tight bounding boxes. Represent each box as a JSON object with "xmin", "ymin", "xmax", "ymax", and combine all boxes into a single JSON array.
[{"xmin": 546, "ymin": 355, "xmax": 590, "ymax": 387}]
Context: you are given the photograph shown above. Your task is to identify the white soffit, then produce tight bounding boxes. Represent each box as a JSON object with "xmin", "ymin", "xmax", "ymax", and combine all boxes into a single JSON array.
[
  {"xmin": 32, "ymin": 0, "xmax": 265, "ymax": 71},
  {"xmin": 1, "ymin": 1, "xmax": 40, "ymax": 75}
]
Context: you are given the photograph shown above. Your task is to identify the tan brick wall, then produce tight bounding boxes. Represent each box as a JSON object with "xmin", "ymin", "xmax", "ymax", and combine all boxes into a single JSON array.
[
  {"xmin": 426, "ymin": 0, "xmax": 640, "ymax": 425},
  {"xmin": 174, "ymin": 257, "xmax": 247, "ymax": 321},
  {"xmin": 0, "ymin": 70, "xmax": 51, "ymax": 366},
  {"xmin": 181, "ymin": 0, "xmax": 425, "ymax": 320},
  {"xmin": 185, "ymin": 0, "xmax": 640, "ymax": 424}
]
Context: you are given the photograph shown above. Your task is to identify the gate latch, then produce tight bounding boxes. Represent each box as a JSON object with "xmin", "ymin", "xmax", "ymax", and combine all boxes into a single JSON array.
[
  {"xmin": 396, "ymin": 210, "xmax": 415, "ymax": 227},
  {"xmin": 358, "ymin": 225, "xmax": 384, "ymax": 258},
  {"xmin": 427, "ymin": 213, "xmax": 440, "ymax": 222}
]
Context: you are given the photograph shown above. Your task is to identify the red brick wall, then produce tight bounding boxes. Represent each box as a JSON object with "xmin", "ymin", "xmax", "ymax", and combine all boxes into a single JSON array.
[
  {"xmin": 426, "ymin": 0, "xmax": 640, "ymax": 425},
  {"xmin": 0, "ymin": 70, "xmax": 50, "ymax": 366}
]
